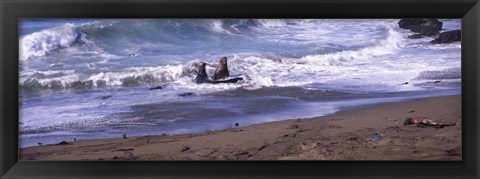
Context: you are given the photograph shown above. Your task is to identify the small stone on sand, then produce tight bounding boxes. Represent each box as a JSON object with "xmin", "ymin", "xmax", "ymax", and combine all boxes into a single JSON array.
[{"xmin": 181, "ymin": 145, "xmax": 191, "ymax": 152}]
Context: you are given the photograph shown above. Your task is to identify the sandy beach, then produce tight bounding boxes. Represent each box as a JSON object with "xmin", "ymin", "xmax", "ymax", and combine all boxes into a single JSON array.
[{"xmin": 19, "ymin": 95, "xmax": 461, "ymax": 160}]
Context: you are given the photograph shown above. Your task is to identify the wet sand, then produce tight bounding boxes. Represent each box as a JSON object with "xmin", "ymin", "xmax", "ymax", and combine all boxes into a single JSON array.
[{"xmin": 19, "ymin": 95, "xmax": 461, "ymax": 160}]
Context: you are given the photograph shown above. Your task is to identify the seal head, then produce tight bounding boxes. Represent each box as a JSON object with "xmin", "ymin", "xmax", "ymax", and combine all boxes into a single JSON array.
[
  {"xmin": 194, "ymin": 63, "xmax": 210, "ymax": 84},
  {"xmin": 212, "ymin": 57, "xmax": 230, "ymax": 80}
]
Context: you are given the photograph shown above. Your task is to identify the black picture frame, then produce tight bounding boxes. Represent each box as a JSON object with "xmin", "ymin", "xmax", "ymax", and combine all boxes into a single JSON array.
[{"xmin": 1, "ymin": 0, "xmax": 479, "ymax": 178}]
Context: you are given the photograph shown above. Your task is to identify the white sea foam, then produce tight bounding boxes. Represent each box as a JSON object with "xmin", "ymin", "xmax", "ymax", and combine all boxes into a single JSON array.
[
  {"xmin": 19, "ymin": 21, "xmax": 120, "ymax": 62},
  {"xmin": 219, "ymin": 26, "xmax": 408, "ymax": 91},
  {"xmin": 20, "ymin": 65, "xmax": 183, "ymax": 89},
  {"xmin": 210, "ymin": 20, "xmax": 230, "ymax": 34},
  {"xmin": 18, "ymin": 19, "xmax": 461, "ymax": 92},
  {"xmin": 255, "ymin": 19, "xmax": 288, "ymax": 28},
  {"xmin": 19, "ymin": 24, "xmax": 79, "ymax": 61},
  {"xmin": 252, "ymin": 19, "xmax": 393, "ymax": 47}
]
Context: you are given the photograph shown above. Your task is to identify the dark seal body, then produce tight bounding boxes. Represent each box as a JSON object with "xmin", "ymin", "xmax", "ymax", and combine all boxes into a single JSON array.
[
  {"xmin": 194, "ymin": 62, "xmax": 242, "ymax": 84},
  {"xmin": 212, "ymin": 57, "xmax": 230, "ymax": 80}
]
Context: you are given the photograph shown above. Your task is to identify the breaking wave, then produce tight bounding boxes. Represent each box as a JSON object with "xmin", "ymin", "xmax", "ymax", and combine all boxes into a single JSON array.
[{"xmin": 20, "ymin": 24, "xmax": 82, "ymax": 61}]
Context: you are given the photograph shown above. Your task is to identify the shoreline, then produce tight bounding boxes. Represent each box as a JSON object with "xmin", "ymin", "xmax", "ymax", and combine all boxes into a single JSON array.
[
  {"xmin": 20, "ymin": 94, "xmax": 461, "ymax": 160},
  {"xmin": 19, "ymin": 88, "xmax": 460, "ymax": 148}
]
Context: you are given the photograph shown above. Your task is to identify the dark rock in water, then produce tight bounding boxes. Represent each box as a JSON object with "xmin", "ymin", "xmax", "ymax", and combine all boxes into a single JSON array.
[
  {"xmin": 149, "ymin": 86, "xmax": 163, "ymax": 90},
  {"xmin": 431, "ymin": 30, "xmax": 461, "ymax": 44},
  {"xmin": 178, "ymin": 92, "xmax": 194, "ymax": 97},
  {"xmin": 399, "ymin": 19, "xmax": 442, "ymax": 36},
  {"xmin": 123, "ymin": 133, "xmax": 128, "ymax": 139},
  {"xmin": 398, "ymin": 19, "xmax": 424, "ymax": 29},
  {"xmin": 410, "ymin": 19, "xmax": 442, "ymax": 36},
  {"xmin": 38, "ymin": 142, "xmax": 43, "ymax": 146},
  {"xmin": 433, "ymin": 80, "xmax": 441, "ymax": 83},
  {"xmin": 100, "ymin": 95, "xmax": 113, "ymax": 100},
  {"xmin": 408, "ymin": 33, "xmax": 423, "ymax": 39},
  {"xmin": 271, "ymin": 58, "xmax": 282, "ymax": 63},
  {"xmin": 56, "ymin": 141, "xmax": 70, "ymax": 145},
  {"xmin": 235, "ymin": 123, "xmax": 239, "ymax": 127}
]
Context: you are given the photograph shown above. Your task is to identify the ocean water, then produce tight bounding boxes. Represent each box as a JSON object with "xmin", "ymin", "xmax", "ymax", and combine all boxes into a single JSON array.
[{"xmin": 19, "ymin": 19, "xmax": 461, "ymax": 147}]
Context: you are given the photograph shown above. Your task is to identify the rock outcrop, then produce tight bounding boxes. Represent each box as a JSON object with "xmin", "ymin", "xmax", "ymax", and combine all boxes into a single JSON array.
[
  {"xmin": 431, "ymin": 30, "xmax": 461, "ymax": 44},
  {"xmin": 399, "ymin": 19, "xmax": 442, "ymax": 37}
]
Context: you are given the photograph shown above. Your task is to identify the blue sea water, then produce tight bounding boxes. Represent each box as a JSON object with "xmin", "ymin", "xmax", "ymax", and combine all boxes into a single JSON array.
[{"xmin": 19, "ymin": 19, "xmax": 461, "ymax": 147}]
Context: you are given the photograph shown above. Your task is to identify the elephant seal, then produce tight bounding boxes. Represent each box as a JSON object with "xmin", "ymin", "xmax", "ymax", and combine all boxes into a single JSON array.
[
  {"xmin": 181, "ymin": 61, "xmax": 216, "ymax": 78},
  {"xmin": 212, "ymin": 57, "xmax": 230, "ymax": 80},
  {"xmin": 195, "ymin": 62, "xmax": 243, "ymax": 84}
]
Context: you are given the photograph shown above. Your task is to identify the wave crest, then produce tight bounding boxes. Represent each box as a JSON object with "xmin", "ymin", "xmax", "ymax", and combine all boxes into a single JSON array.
[
  {"xmin": 20, "ymin": 24, "xmax": 82, "ymax": 61},
  {"xmin": 20, "ymin": 65, "xmax": 184, "ymax": 89}
]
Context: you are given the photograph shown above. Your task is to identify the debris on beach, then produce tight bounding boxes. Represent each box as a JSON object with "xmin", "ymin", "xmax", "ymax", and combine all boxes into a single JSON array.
[
  {"xmin": 111, "ymin": 151, "xmax": 137, "ymax": 160},
  {"xmin": 55, "ymin": 141, "xmax": 71, "ymax": 145},
  {"xmin": 348, "ymin": 136, "xmax": 359, "ymax": 141},
  {"xmin": 113, "ymin": 148, "xmax": 134, "ymax": 152},
  {"xmin": 403, "ymin": 116, "xmax": 456, "ymax": 128},
  {"xmin": 419, "ymin": 118, "xmax": 439, "ymax": 126},
  {"xmin": 181, "ymin": 145, "xmax": 191, "ymax": 152},
  {"xmin": 403, "ymin": 116, "xmax": 426, "ymax": 125},
  {"xmin": 367, "ymin": 135, "xmax": 381, "ymax": 141},
  {"xmin": 232, "ymin": 151, "xmax": 249, "ymax": 156},
  {"xmin": 387, "ymin": 126, "xmax": 400, "ymax": 130},
  {"xmin": 289, "ymin": 124, "xmax": 300, "ymax": 129},
  {"xmin": 258, "ymin": 144, "xmax": 269, "ymax": 151},
  {"xmin": 124, "ymin": 151, "xmax": 135, "ymax": 160},
  {"xmin": 367, "ymin": 132, "xmax": 383, "ymax": 141},
  {"xmin": 446, "ymin": 146, "xmax": 462, "ymax": 156}
]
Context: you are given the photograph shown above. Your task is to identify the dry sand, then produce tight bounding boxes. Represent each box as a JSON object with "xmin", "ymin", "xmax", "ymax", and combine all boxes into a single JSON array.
[{"xmin": 19, "ymin": 95, "xmax": 461, "ymax": 160}]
